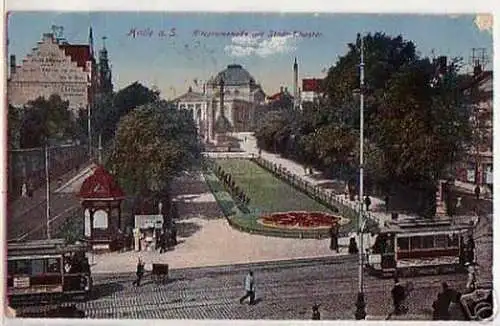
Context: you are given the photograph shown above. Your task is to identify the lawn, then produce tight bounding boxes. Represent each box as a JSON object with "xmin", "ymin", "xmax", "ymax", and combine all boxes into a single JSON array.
[{"xmin": 215, "ymin": 159, "xmax": 333, "ymax": 215}]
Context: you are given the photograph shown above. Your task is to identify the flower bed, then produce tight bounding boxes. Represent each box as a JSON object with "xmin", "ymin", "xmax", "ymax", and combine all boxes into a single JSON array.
[{"xmin": 259, "ymin": 211, "xmax": 342, "ymax": 230}]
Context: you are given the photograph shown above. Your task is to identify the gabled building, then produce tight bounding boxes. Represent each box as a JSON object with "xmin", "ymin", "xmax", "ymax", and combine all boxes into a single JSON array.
[{"xmin": 8, "ymin": 32, "xmax": 97, "ymax": 115}]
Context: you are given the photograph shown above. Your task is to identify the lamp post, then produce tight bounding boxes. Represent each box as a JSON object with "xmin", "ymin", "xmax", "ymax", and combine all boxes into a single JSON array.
[
  {"xmin": 354, "ymin": 33, "xmax": 366, "ymax": 320},
  {"xmin": 45, "ymin": 145, "xmax": 51, "ymax": 239}
]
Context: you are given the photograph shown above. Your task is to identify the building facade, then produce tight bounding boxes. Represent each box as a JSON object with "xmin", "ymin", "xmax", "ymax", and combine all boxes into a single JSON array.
[
  {"xmin": 301, "ymin": 78, "xmax": 323, "ymax": 103},
  {"xmin": 455, "ymin": 68, "xmax": 493, "ymax": 189},
  {"xmin": 8, "ymin": 32, "xmax": 96, "ymax": 115},
  {"xmin": 173, "ymin": 64, "xmax": 266, "ymax": 142}
]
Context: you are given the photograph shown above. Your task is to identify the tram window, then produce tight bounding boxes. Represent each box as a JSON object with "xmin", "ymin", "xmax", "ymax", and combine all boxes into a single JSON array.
[
  {"xmin": 422, "ymin": 236, "xmax": 434, "ymax": 249},
  {"xmin": 47, "ymin": 258, "xmax": 60, "ymax": 273},
  {"xmin": 410, "ymin": 236, "xmax": 422, "ymax": 250},
  {"xmin": 397, "ymin": 237, "xmax": 409, "ymax": 251},
  {"xmin": 448, "ymin": 234, "xmax": 459, "ymax": 247},
  {"xmin": 435, "ymin": 234, "xmax": 448, "ymax": 248},
  {"xmin": 31, "ymin": 259, "xmax": 45, "ymax": 276},
  {"xmin": 14, "ymin": 260, "xmax": 30, "ymax": 275},
  {"xmin": 7, "ymin": 261, "xmax": 16, "ymax": 274}
]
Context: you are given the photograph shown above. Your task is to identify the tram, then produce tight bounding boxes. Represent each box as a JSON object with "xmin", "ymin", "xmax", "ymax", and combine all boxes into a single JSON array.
[
  {"xmin": 366, "ymin": 217, "xmax": 472, "ymax": 277},
  {"xmin": 7, "ymin": 239, "xmax": 92, "ymax": 304}
]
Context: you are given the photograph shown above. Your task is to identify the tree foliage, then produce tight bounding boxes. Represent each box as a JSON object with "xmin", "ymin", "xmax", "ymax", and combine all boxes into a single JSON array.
[
  {"xmin": 94, "ymin": 81, "xmax": 160, "ymax": 143},
  {"xmin": 19, "ymin": 94, "xmax": 77, "ymax": 148},
  {"xmin": 108, "ymin": 101, "xmax": 200, "ymax": 196},
  {"xmin": 255, "ymin": 32, "xmax": 473, "ymax": 217}
]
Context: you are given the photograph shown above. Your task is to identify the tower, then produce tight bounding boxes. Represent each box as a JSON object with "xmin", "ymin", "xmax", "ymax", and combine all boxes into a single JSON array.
[
  {"xmin": 88, "ymin": 26, "xmax": 94, "ymax": 58},
  {"xmin": 98, "ymin": 36, "xmax": 113, "ymax": 95},
  {"xmin": 293, "ymin": 57, "xmax": 298, "ymax": 110}
]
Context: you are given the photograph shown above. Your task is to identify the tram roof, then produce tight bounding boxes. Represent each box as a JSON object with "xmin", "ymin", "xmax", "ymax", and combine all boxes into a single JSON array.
[
  {"xmin": 380, "ymin": 218, "xmax": 471, "ymax": 234},
  {"xmin": 7, "ymin": 238, "xmax": 89, "ymax": 256}
]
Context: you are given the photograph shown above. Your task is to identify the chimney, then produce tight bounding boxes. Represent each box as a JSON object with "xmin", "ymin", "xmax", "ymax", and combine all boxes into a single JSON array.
[{"xmin": 10, "ymin": 55, "xmax": 16, "ymax": 75}]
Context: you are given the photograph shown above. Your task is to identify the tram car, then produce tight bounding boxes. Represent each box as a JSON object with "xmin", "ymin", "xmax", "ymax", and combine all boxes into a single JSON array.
[
  {"xmin": 7, "ymin": 239, "xmax": 92, "ymax": 304},
  {"xmin": 366, "ymin": 217, "xmax": 472, "ymax": 277}
]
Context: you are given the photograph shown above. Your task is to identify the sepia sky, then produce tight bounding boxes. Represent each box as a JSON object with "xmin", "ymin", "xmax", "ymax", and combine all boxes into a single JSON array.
[{"xmin": 7, "ymin": 12, "xmax": 493, "ymax": 99}]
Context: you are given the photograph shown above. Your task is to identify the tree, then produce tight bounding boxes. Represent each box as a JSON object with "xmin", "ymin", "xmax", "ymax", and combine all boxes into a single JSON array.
[
  {"xmin": 8, "ymin": 104, "xmax": 23, "ymax": 149},
  {"xmin": 95, "ymin": 82, "xmax": 160, "ymax": 142},
  {"xmin": 19, "ymin": 94, "xmax": 75, "ymax": 148},
  {"xmin": 108, "ymin": 101, "xmax": 200, "ymax": 197}
]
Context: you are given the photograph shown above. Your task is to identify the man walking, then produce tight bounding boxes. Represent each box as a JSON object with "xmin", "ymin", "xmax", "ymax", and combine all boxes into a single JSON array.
[
  {"xmin": 364, "ymin": 195, "xmax": 372, "ymax": 211},
  {"xmin": 239, "ymin": 270, "xmax": 256, "ymax": 305},
  {"xmin": 474, "ymin": 185, "xmax": 481, "ymax": 200},
  {"xmin": 329, "ymin": 224, "xmax": 339, "ymax": 252},
  {"xmin": 132, "ymin": 257, "xmax": 145, "ymax": 287},
  {"xmin": 391, "ymin": 278, "xmax": 406, "ymax": 315}
]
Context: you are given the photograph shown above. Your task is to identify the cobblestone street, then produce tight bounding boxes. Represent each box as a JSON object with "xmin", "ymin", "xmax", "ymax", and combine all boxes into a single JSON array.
[{"xmin": 13, "ymin": 256, "xmax": 467, "ymax": 319}]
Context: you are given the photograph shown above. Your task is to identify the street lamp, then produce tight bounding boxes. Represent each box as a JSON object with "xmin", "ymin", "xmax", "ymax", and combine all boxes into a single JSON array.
[{"xmin": 354, "ymin": 33, "xmax": 366, "ymax": 320}]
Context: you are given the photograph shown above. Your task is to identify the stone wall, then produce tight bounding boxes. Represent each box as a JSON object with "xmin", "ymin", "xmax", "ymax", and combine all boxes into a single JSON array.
[{"xmin": 8, "ymin": 144, "xmax": 88, "ymax": 201}]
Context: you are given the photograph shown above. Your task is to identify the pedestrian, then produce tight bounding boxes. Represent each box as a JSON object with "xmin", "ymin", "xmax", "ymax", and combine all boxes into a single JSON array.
[
  {"xmin": 384, "ymin": 195, "xmax": 390, "ymax": 213},
  {"xmin": 434, "ymin": 282, "xmax": 453, "ymax": 320},
  {"xmin": 159, "ymin": 231, "xmax": 166, "ymax": 253},
  {"xmin": 448, "ymin": 291, "xmax": 465, "ymax": 320},
  {"xmin": 329, "ymin": 224, "xmax": 339, "ymax": 252},
  {"xmin": 466, "ymin": 235, "xmax": 475, "ymax": 264},
  {"xmin": 348, "ymin": 237, "xmax": 359, "ymax": 254},
  {"xmin": 364, "ymin": 195, "xmax": 371, "ymax": 211},
  {"xmin": 132, "ymin": 258, "xmax": 145, "ymax": 287},
  {"xmin": 239, "ymin": 270, "xmax": 256, "ymax": 305},
  {"xmin": 391, "ymin": 278, "xmax": 406, "ymax": 315},
  {"xmin": 21, "ymin": 182, "xmax": 27, "ymax": 198},
  {"xmin": 311, "ymin": 304, "xmax": 321, "ymax": 320},
  {"xmin": 465, "ymin": 263, "xmax": 477, "ymax": 292},
  {"xmin": 171, "ymin": 222, "xmax": 178, "ymax": 246},
  {"xmin": 474, "ymin": 185, "xmax": 480, "ymax": 200}
]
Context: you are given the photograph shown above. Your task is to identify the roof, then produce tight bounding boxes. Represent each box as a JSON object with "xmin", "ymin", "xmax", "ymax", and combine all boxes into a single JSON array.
[
  {"xmin": 172, "ymin": 88, "xmax": 208, "ymax": 103},
  {"xmin": 78, "ymin": 165, "xmax": 125, "ymax": 200},
  {"xmin": 267, "ymin": 91, "xmax": 293, "ymax": 101},
  {"xmin": 59, "ymin": 44, "xmax": 92, "ymax": 71},
  {"xmin": 302, "ymin": 78, "xmax": 323, "ymax": 92},
  {"xmin": 380, "ymin": 218, "xmax": 471, "ymax": 234},
  {"xmin": 8, "ymin": 239, "xmax": 89, "ymax": 256},
  {"xmin": 212, "ymin": 64, "xmax": 256, "ymax": 86}
]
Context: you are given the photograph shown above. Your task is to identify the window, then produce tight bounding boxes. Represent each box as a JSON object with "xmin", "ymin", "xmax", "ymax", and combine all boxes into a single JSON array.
[
  {"xmin": 47, "ymin": 258, "xmax": 61, "ymax": 273},
  {"xmin": 448, "ymin": 234, "xmax": 459, "ymax": 248},
  {"xmin": 397, "ymin": 237, "xmax": 409, "ymax": 251},
  {"xmin": 410, "ymin": 236, "xmax": 422, "ymax": 250},
  {"xmin": 14, "ymin": 260, "xmax": 30, "ymax": 275},
  {"xmin": 31, "ymin": 259, "xmax": 45, "ymax": 276},
  {"xmin": 435, "ymin": 234, "xmax": 448, "ymax": 248},
  {"xmin": 422, "ymin": 235, "xmax": 435, "ymax": 249}
]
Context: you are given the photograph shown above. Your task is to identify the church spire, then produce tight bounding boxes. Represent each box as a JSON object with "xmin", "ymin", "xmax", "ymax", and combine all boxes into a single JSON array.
[{"xmin": 88, "ymin": 26, "xmax": 94, "ymax": 57}]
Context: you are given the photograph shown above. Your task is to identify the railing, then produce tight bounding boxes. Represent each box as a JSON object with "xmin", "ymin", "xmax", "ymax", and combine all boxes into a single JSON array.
[{"xmin": 251, "ymin": 155, "xmax": 380, "ymax": 231}]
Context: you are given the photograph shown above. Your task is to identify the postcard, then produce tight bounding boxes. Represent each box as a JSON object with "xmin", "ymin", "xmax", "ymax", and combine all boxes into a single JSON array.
[{"xmin": 3, "ymin": 7, "xmax": 494, "ymax": 324}]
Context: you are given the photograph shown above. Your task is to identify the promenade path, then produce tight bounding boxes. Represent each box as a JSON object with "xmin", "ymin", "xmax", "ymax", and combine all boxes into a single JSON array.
[
  {"xmin": 231, "ymin": 132, "xmax": 492, "ymax": 284},
  {"xmin": 89, "ymin": 171, "xmax": 354, "ymax": 274}
]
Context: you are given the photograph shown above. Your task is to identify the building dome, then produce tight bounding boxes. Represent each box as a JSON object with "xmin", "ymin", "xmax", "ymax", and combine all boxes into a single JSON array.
[{"xmin": 212, "ymin": 64, "xmax": 256, "ymax": 86}]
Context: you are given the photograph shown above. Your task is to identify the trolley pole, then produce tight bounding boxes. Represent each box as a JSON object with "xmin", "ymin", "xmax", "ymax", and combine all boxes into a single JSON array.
[
  {"xmin": 88, "ymin": 103, "xmax": 92, "ymax": 160},
  {"xmin": 45, "ymin": 145, "xmax": 51, "ymax": 239},
  {"xmin": 354, "ymin": 34, "xmax": 366, "ymax": 320}
]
